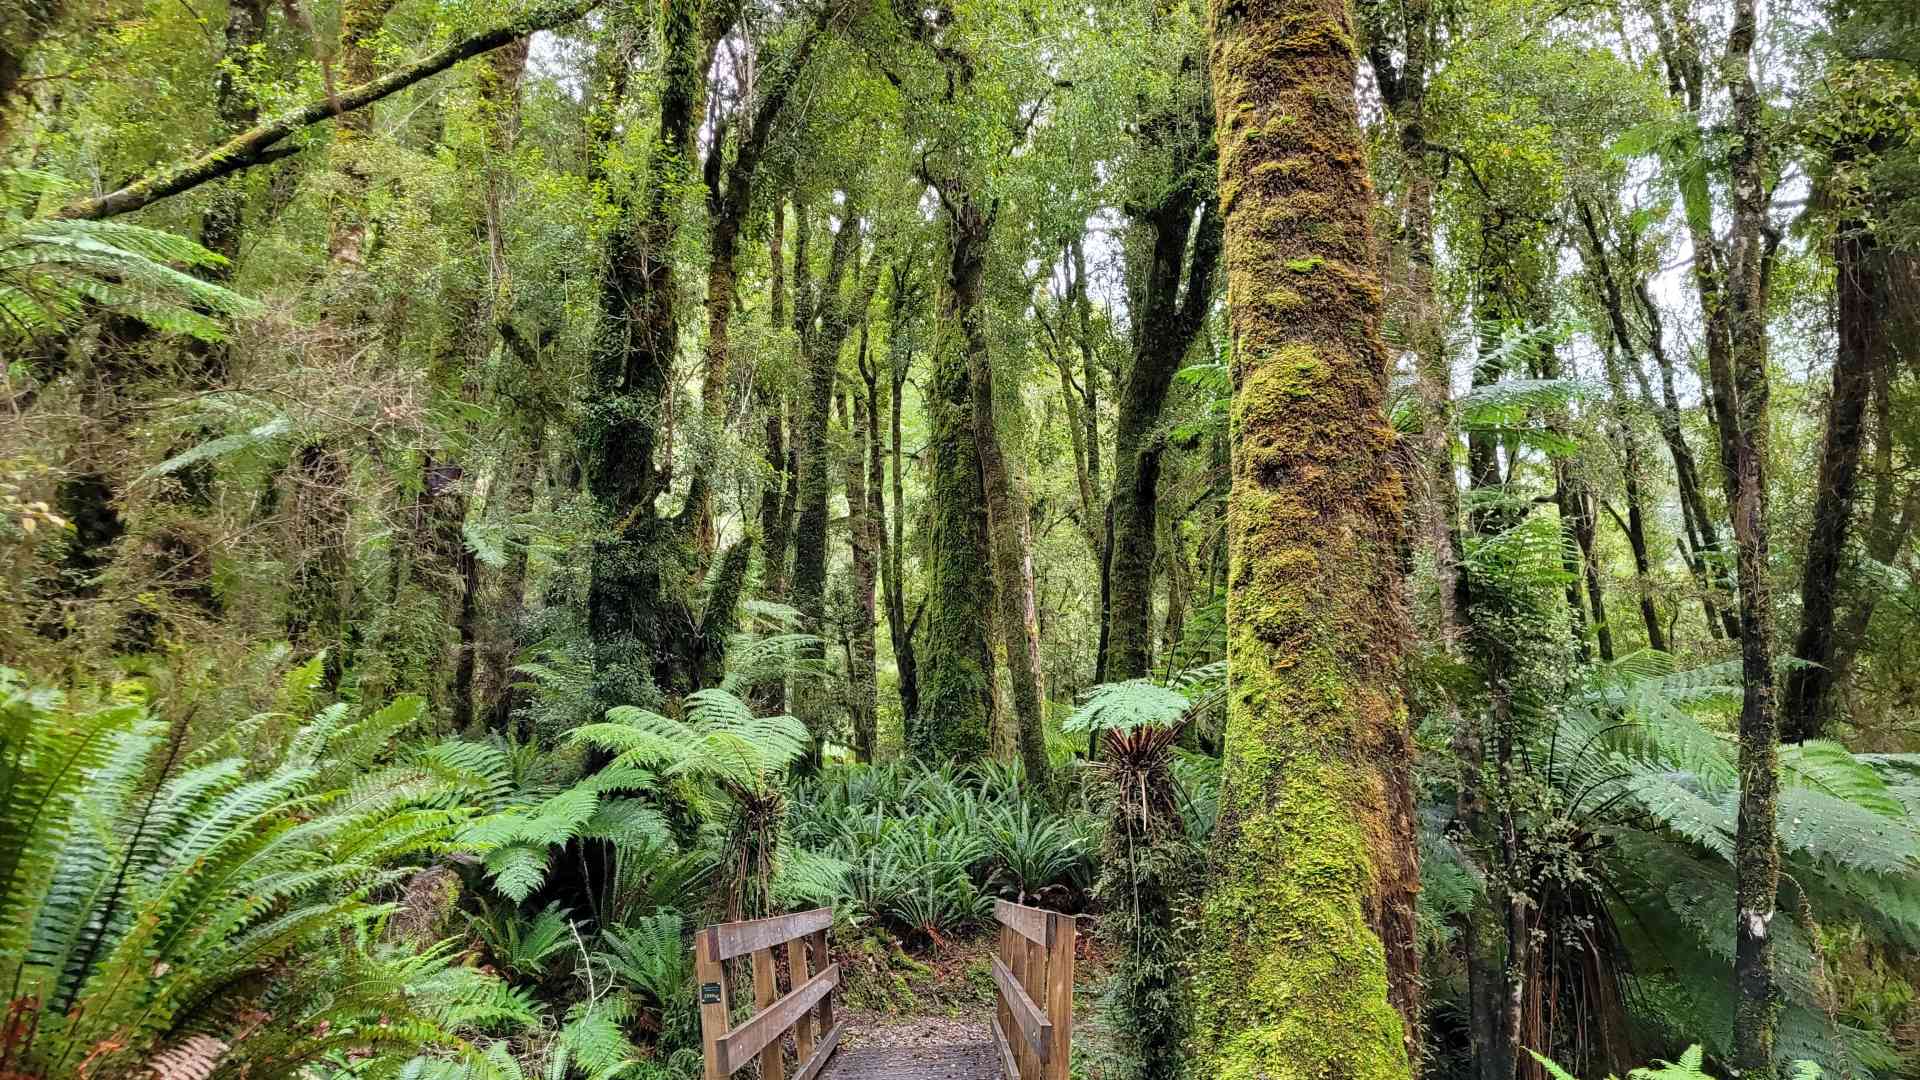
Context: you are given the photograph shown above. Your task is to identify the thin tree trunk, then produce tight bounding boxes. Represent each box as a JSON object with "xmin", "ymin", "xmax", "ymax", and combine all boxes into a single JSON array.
[
  {"xmin": 1720, "ymin": 0, "xmax": 1782, "ymax": 1067},
  {"xmin": 1571, "ymin": 487, "xmax": 1616, "ymax": 661},
  {"xmin": 846, "ymin": 340, "xmax": 881, "ymax": 762},
  {"xmin": 882, "ymin": 271, "xmax": 921, "ymax": 728},
  {"xmin": 1195, "ymin": 0, "xmax": 1420, "ymax": 1072}
]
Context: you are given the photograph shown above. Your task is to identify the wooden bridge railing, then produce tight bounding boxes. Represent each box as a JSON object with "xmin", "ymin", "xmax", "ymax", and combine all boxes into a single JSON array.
[
  {"xmin": 991, "ymin": 899, "xmax": 1075, "ymax": 1080},
  {"xmin": 694, "ymin": 907, "xmax": 843, "ymax": 1080}
]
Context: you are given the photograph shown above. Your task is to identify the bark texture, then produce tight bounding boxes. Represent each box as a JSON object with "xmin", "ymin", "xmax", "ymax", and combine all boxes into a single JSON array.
[
  {"xmin": 1720, "ymin": 0, "xmax": 1782, "ymax": 1068},
  {"xmin": 1105, "ymin": 71, "xmax": 1220, "ymax": 680},
  {"xmin": 1195, "ymin": 0, "xmax": 1420, "ymax": 1074},
  {"xmin": 790, "ymin": 203, "xmax": 876, "ymax": 762},
  {"xmin": 1782, "ymin": 219, "xmax": 1881, "ymax": 742},
  {"xmin": 915, "ymin": 198, "xmax": 998, "ymax": 761}
]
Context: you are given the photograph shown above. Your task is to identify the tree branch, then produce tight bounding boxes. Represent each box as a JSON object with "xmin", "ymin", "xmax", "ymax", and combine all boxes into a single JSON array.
[{"xmin": 50, "ymin": 0, "xmax": 599, "ymax": 221}]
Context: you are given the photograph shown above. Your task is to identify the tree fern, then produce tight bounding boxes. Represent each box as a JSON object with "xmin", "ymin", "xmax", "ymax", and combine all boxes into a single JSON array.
[
  {"xmin": 1542, "ymin": 660, "xmax": 1920, "ymax": 1075},
  {"xmin": 570, "ymin": 689, "xmax": 807, "ymax": 802},
  {"xmin": 0, "ymin": 173, "xmax": 262, "ymax": 343}
]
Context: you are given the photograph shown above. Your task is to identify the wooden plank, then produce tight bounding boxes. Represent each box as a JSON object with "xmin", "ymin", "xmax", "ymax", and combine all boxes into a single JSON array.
[
  {"xmin": 793, "ymin": 1019, "xmax": 844, "ymax": 1080},
  {"xmin": 694, "ymin": 929, "xmax": 730, "ymax": 1080},
  {"xmin": 1023, "ymin": 925, "xmax": 1045, "ymax": 1075},
  {"xmin": 991, "ymin": 1015, "xmax": 1020, "ymax": 1080},
  {"xmin": 812, "ymin": 928, "xmax": 835, "ymax": 1034},
  {"xmin": 753, "ymin": 948, "xmax": 784, "ymax": 1080},
  {"xmin": 1010, "ymin": 925, "xmax": 1030, "ymax": 1079},
  {"xmin": 994, "ymin": 899, "xmax": 1049, "ymax": 946},
  {"xmin": 718, "ymin": 962, "xmax": 841, "ymax": 1075},
  {"xmin": 708, "ymin": 907, "xmax": 834, "ymax": 961},
  {"xmin": 995, "ymin": 924, "xmax": 1015, "ymax": 1079},
  {"xmin": 991, "ymin": 955, "xmax": 1050, "ymax": 1062},
  {"xmin": 1044, "ymin": 912, "xmax": 1074, "ymax": 1080},
  {"xmin": 788, "ymin": 935, "xmax": 815, "ymax": 1063}
]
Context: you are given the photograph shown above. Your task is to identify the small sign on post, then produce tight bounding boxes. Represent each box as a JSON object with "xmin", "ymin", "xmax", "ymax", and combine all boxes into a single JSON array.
[{"xmin": 700, "ymin": 982, "xmax": 723, "ymax": 1005}]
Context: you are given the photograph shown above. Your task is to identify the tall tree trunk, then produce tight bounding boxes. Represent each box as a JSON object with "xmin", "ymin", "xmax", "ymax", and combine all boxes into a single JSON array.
[
  {"xmin": 1195, "ymin": 0, "xmax": 1421, "ymax": 1072},
  {"xmin": 200, "ymin": 0, "xmax": 269, "ymax": 272},
  {"xmin": 583, "ymin": 0, "xmax": 731, "ymax": 718},
  {"xmin": 1108, "ymin": 170, "xmax": 1220, "ymax": 681},
  {"xmin": 1539, "ymin": 336, "xmax": 1597, "ymax": 662},
  {"xmin": 1829, "ymin": 349, "xmax": 1920, "ymax": 697},
  {"xmin": 0, "ymin": 0, "xmax": 61, "ymax": 150},
  {"xmin": 284, "ymin": 0, "xmax": 400, "ymax": 691},
  {"xmin": 846, "ymin": 343, "xmax": 881, "ymax": 762},
  {"xmin": 790, "ymin": 202, "xmax": 869, "ymax": 764},
  {"xmin": 967, "ymin": 284, "xmax": 1050, "ymax": 784},
  {"xmin": 483, "ymin": 424, "xmax": 542, "ymax": 734},
  {"xmin": 693, "ymin": 25, "xmax": 823, "ymax": 551},
  {"xmin": 884, "ymin": 286, "xmax": 921, "ymax": 727},
  {"xmin": 759, "ymin": 199, "xmax": 793, "ymax": 599},
  {"xmin": 1720, "ymin": 0, "xmax": 1782, "ymax": 1068},
  {"xmin": 1572, "ymin": 486, "xmax": 1616, "ymax": 661},
  {"xmin": 1782, "ymin": 217, "xmax": 1880, "ymax": 742},
  {"xmin": 916, "ymin": 198, "xmax": 998, "ymax": 761},
  {"xmin": 1599, "ymin": 347, "xmax": 1667, "ymax": 654}
]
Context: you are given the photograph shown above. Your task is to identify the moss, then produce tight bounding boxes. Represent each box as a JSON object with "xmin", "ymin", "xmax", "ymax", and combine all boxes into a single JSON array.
[
  {"xmin": 914, "ymin": 230, "xmax": 996, "ymax": 762},
  {"xmin": 1196, "ymin": 0, "xmax": 1421, "ymax": 1073}
]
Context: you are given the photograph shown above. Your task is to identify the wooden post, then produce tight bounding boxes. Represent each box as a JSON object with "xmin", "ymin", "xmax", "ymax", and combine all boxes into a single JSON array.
[
  {"xmin": 811, "ymin": 928, "xmax": 834, "ymax": 1035},
  {"xmin": 695, "ymin": 928, "xmax": 729, "ymax": 1080},
  {"xmin": 753, "ymin": 947, "xmax": 784, "ymax": 1080},
  {"xmin": 1045, "ymin": 912, "xmax": 1075, "ymax": 1080},
  {"xmin": 787, "ymin": 935, "xmax": 814, "ymax": 1064}
]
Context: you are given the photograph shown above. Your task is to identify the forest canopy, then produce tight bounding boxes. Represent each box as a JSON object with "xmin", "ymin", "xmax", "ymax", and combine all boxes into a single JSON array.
[{"xmin": 1, "ymin": 0, "xmax": 1919, "ymax": 1078}]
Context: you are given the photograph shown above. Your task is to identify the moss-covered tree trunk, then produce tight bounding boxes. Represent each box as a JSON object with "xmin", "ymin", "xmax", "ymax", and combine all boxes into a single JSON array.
[
  {"xmin": 582, "ymin": 0, "xmax": 732, "ymax": 715},
  {"xmin": 1828, "ymin": 356, "xmax": 1920, "ymax": 700},
  {"xmin": 1194, "ymin": 0, "xmax": 1421, "ymax": 1073},
  {"xmin": 199, "ymin": 0, "xmax": 267, "ymax": 271},
  {"xmin": 882, "ymin": 270, "xmax": 922, "ymax": 727},
  {"xmin": 792, "ymin": 202, "xmax": 876, "ymax": 762},
  {"xmin": 0, "ymin": 0, "xmax": 61, "ymax": 150},
  {"xmin": 846, "ymin": 367, "xmax": 880, "ymax": 762},
  {"xmin": 1107, "ymin": 173, "xmax": 1220, "ymax": 682},
  {"xmin": 915, "ymin": 199, "xmax": 998, "ymax": 761},
  {"xmin": 759, "ymin": 199, "xmax": 796, "ymax": 604},
  {"xmin": 1721, "ymin": 0, "xmax": 1781, "ymax": 1069},
  {"xmin": 966, "ymin": 276, "xmax": 1050, "ymax": 785}
]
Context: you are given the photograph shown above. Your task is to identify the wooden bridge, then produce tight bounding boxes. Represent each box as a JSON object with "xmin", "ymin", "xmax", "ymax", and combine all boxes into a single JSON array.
[{"xmin": 693, "ymin": 900, "xmax": 1075, "ymax": 1080}]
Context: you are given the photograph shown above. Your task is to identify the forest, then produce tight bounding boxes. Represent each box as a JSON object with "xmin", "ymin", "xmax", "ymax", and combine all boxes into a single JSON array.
[{"xmin": 1, "ymin": 0, "xmax": 1917, "ymax": 1077}]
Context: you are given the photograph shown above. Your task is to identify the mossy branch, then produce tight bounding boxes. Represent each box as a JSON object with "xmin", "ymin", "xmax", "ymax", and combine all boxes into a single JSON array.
[{"xmin": 49, "ymin": 0, "xmax": 599, "ymax": 222}]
